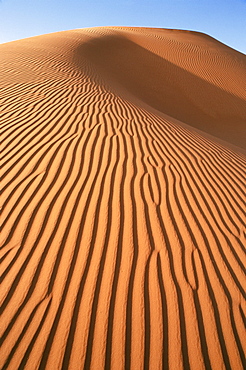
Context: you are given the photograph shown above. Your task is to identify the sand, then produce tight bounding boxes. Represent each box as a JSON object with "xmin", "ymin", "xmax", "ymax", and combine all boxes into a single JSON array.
[{"xmin": 1, "ymin": 27, "xmax": 245, "ymax": 370}]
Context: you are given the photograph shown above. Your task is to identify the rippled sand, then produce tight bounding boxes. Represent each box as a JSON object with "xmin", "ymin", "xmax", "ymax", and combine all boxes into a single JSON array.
[{"xmin": 1, "ymin": 27, "xmax": 245, "ymax": 370}]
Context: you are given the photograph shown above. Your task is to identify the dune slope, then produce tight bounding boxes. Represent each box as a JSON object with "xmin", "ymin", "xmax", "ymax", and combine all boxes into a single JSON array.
[{"xmin": 1, "ymin": 27, "xmax": 246, "ymax": 370}]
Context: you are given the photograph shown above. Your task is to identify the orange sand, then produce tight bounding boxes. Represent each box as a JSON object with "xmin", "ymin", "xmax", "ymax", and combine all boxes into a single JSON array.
[{"xmin": 1, "ymin": 27, "xmax": 245, "ymax": 370}]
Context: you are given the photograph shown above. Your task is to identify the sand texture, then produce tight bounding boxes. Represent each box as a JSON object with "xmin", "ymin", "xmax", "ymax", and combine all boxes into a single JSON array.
[{"xmin": 1, "ymin": 27, "xmax": 246, "ymax": 370}]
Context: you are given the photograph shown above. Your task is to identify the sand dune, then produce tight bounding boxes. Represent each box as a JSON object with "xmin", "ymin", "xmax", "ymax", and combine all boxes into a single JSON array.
[{"xmin": 1, "ymin": 27, "xmax": 245, "ymax": 370}]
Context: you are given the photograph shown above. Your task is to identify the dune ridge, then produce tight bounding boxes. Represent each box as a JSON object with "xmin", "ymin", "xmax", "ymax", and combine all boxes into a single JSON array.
[{"xmin": 1, "ymin": 27, "xmax": 246, "ymax": 370}]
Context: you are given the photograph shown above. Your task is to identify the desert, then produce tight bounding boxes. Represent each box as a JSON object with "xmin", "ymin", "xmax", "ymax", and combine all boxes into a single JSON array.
[{"xmin": 1, "ymin": 27, "xmax": 246, "ymax": 369}]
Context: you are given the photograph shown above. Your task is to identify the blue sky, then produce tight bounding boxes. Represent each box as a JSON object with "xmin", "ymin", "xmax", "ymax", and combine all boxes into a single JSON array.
[{"xmin": 0, "ymin": 0, "xmax": 245, "ymax": 53}]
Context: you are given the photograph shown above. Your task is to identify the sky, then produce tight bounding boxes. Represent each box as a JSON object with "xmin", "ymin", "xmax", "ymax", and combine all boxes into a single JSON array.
[{"xmin": 0, "ymin": 0, "xmax": 245, "ymax": 54}]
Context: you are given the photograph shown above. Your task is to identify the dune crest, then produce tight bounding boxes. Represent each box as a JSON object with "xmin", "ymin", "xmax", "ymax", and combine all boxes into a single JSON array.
[{"xmin": 1, "ymin": 27, "xmax": 245, "ymax": 370}]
